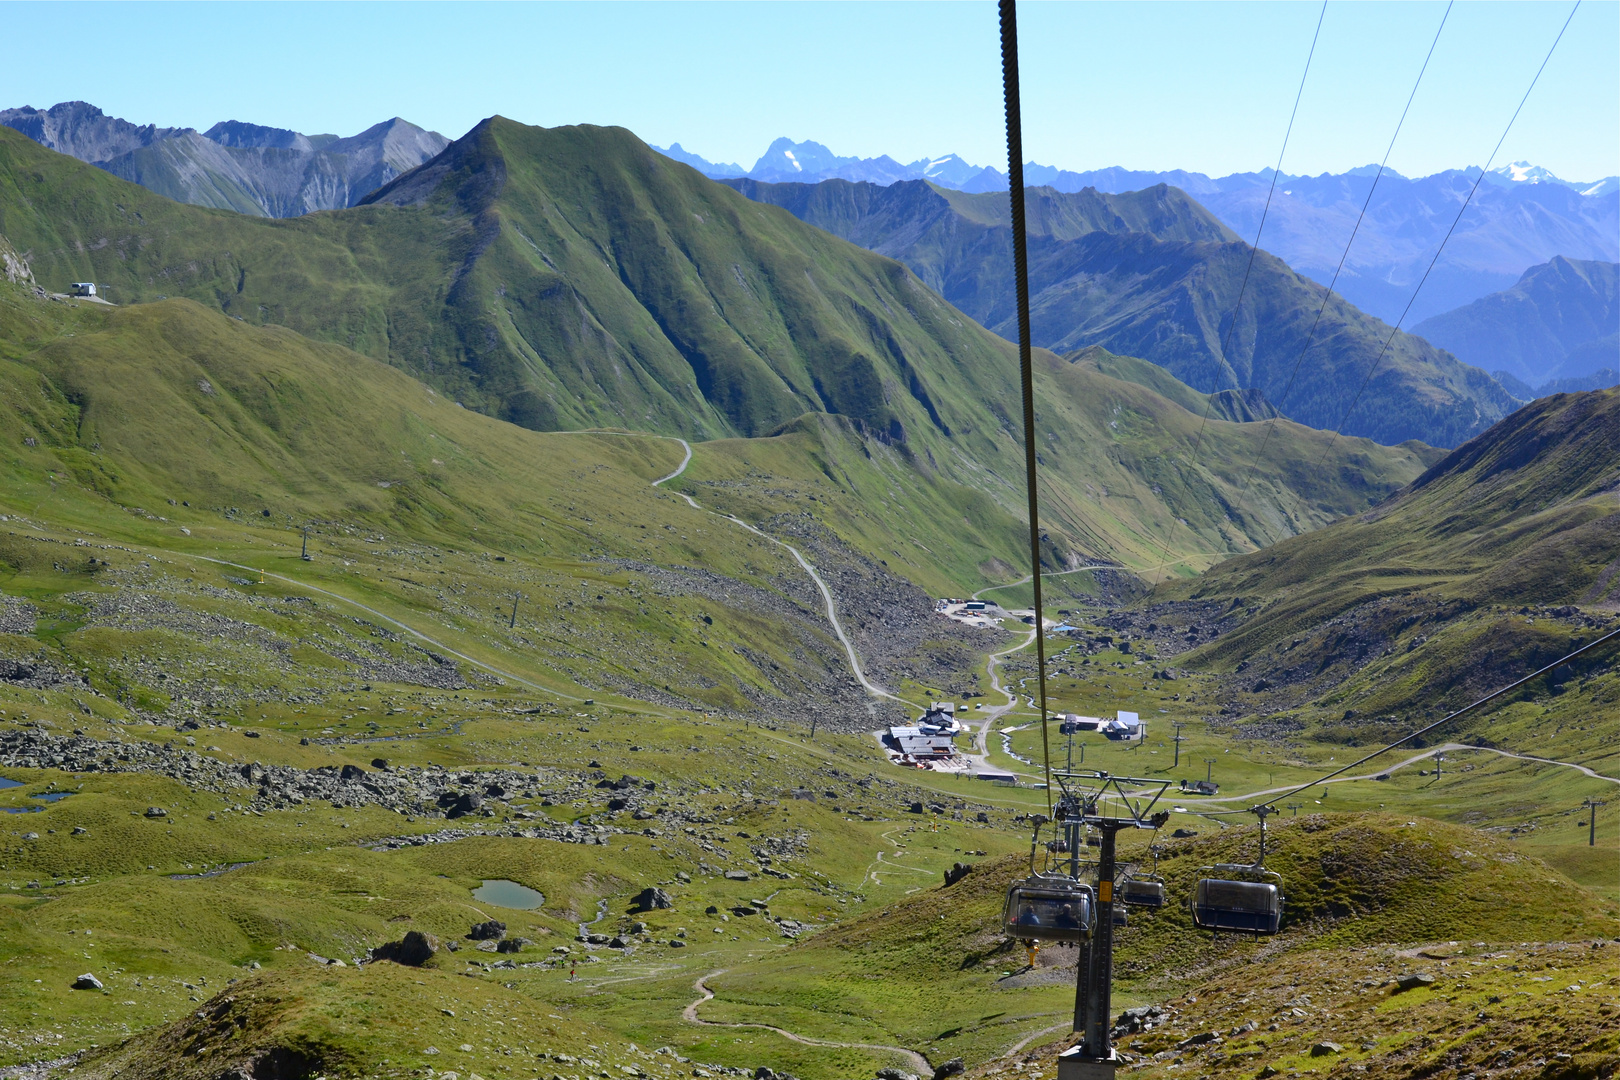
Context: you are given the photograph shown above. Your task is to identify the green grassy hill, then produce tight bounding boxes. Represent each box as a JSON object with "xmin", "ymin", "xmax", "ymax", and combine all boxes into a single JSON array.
[
  {"xmin": 692, "ymin": 813, "xmax": 1617, "ymax": 1068},
  {"xmin": 1, "ymin": 121, "xmax": 1608, "ymax": 1080}
]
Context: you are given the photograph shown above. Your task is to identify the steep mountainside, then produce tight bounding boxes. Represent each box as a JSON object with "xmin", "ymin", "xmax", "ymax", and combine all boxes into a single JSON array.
[
  {"xmin": 0, "ymin": 101, "xmax": 447, "ymax": 217},
  {"xmin": 727, "ymin": 176, "xmax": 1514, "ymax": 447},
  {"xmin": 1413, "ymin": 257, "xmax": 1618, "ymax": 388},
  {"xmin": 1148, "ymin": 388, "xmax": 1620, "ymax": 745},
  {"xmin": 0, "ymin": 120, "xmax": 1435, "ymax": 575}
]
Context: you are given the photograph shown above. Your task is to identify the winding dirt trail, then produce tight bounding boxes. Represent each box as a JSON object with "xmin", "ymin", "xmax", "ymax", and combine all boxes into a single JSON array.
[
  {"xmin": 600, "ymin": 431, "xmax": 921, "ymax": 711},
  {"xmin": 683, "ymin": 969, "xmax": 933, "ymax": 1076},
  {"xmin": 186, "ymin": 553, "xmax": 587, "ymax": 702}
]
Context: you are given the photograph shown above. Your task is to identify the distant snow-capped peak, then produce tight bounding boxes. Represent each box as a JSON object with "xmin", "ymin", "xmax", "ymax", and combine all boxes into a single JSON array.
[{"xmin": 1493, "ymin": 161, "xmax": 1564, "ymax": 185}]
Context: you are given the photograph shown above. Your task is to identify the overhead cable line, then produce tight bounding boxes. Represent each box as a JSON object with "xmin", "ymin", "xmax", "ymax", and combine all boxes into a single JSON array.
[
  {"xmin": 1227, "ymin": 624, "xmax": 1620, "ymax": 812},
  {"xmin": 1318, "ymin": 0, "xmax": 1581, "ymax": 460},
  {"xmin": 998, "ymin": 0, "xmax": 1053, "ymax": 816},
  {"xmin": 1145, "ymin": 0, "xmax": 1326, "ymax": 584},
  {"xmin": 1230, "ymin": 1, "xmax": 1451, "ymax": 510}
]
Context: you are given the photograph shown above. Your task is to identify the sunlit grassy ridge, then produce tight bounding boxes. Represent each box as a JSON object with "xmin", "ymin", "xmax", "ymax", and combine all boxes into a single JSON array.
[{"xmin": 0, "ymin": 121, "xmax": 1613, "ymax": 1080}]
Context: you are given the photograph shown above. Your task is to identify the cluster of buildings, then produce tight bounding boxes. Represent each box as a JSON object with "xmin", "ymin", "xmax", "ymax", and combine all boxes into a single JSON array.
[
  {"xmin": 1059, "ymin": 710, "xmax": 1143, "ymax": 740},
  {"xmin": 884, "ymin": 702, "xmax": 965, "ymax": 767}
]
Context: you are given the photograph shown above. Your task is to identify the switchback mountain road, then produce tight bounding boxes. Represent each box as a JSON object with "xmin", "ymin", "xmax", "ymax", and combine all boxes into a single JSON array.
[
  {"xmin": 585, "ymin": 430, "xmax": 921, "ymax": 712},
  {"xmin": 959, "ymin": 563, "xmax": 1111, "ymax": 780}
]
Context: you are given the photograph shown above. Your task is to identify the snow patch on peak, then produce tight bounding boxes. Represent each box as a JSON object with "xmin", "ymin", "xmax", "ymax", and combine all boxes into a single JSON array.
[{"xmin": 1493, "ymin": 161, "xmax": 1563, "ymax": 185}]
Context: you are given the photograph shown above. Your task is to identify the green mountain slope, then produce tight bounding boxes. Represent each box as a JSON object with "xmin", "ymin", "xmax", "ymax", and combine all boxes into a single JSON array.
[
  {"xmin": 725, "ymin": 176, "xmax": 1516, "ymax": 447},
  {"xmin": 1146, "ymin": 387, "xmax": 1620, "ymax": 750},
  {"xmin": 0, "ymin": 122, "xmax": 1434, "ymax": 576},
  {"xmin": 0, "ymin": 287, "xmax": 939, "ymax": 721}
]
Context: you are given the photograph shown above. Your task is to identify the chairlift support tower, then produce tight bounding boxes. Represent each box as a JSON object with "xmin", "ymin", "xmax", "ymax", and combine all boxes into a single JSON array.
[
  {"xmin": 1047, "ymin": 770, "xmax": 1170, "ymax": 1080},
  {"xmin": 1584, "ymin": 798, "xmax": 1606, "ymax": 847}
]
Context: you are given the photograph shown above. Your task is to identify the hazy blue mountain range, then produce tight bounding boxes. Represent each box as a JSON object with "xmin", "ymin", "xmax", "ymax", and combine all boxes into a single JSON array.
[
  {"xmin": 0, "ymin": 101, "xmax": 448, "ymax": 217},
  {"xmin": 653, "ymin": 137, "xmax": 996, "ymax": 190},
  {"xmin": 659, "ymin": 138, "xmax": 1619, "ymax": 328},
  {"xmin": 1413, "ymin": 257, "xmax": 1619, "ymax": 389},
  {"xmin": 725, "ymin": 176, "xmax": 1515, "ymax": 448},
  {"xmin": 1192, "ymin": 168, "xmax": 1619, "ymax": 328},
  {"xmin": 1492, "ymin": 368, "xmax": 1618, "ymax": 398}
]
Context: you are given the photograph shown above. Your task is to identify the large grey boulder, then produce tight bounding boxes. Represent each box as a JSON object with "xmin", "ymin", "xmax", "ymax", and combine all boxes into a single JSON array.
[{"xmin": 370, "ymin": 930, "xmax": 438, "ymax": 966}]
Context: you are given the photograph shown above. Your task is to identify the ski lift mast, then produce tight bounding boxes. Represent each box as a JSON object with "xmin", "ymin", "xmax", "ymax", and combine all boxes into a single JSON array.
[{"xmin": 1050, "ymin": 769, "xmax": 1170, "ymax": 1078}]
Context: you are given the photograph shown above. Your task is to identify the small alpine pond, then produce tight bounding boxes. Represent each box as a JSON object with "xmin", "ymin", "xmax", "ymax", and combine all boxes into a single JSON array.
[{"xmin": 472, "ymin": 879, "xmax": 545, "ymax": 910}]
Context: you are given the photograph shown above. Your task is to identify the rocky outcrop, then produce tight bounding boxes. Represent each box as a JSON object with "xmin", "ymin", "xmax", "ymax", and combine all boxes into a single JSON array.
[
  {"xmin": 0, "ymin": 101, "xmax": 449, "ymax": 217},
  {"xmin": 369, "ymin": 930, "xmax": 437, "ymax": 966}
]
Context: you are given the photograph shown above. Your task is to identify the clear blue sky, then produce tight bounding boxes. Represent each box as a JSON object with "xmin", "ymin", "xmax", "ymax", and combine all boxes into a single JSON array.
[{"xmin": 4, "ymin": 1, "xmax": 1615, "ymax": 182}]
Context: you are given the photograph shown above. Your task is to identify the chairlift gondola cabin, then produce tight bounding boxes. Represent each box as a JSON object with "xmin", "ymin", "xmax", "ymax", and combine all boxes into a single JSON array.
[
  {"xmin": 1191, "ymin": 865, "xmax": 1283, "ymax": 934},
  {"xmin": 1118, "ymin": 877, "xmax": 1166, "ymax": 909},
  {"xmin": 1002, "ymin": 876, "xmax": 1095, "ymax": 943}
]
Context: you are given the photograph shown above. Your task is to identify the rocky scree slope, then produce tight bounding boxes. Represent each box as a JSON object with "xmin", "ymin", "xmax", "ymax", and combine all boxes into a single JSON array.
[{"xmin": 0, "ymin": 101, "xmax": 448, "ymax": 217}]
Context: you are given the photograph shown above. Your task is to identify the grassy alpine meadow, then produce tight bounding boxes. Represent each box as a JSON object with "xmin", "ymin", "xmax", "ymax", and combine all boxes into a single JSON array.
[{"xmin": 0, "ymin": 158, "xmax": 1613, "ymax": 1080}]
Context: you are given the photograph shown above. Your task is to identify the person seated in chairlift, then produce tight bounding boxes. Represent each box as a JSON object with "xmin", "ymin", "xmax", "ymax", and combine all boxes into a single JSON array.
[
  {"xmin": 1055, "ymin": 903, "xmax": 1081, "ymax": 929},
  {"xmin": 1017, "ymin": 902, "xmax": 1042, "ymax": 927}
]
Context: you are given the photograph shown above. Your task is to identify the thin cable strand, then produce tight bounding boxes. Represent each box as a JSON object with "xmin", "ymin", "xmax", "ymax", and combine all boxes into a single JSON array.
[
  {"xmin": 1225, "ymin": 625, "xmax": 1620, "ymax": 812},
  {"xmin": 1146, "ymin": 0, "xmax": 1325, "ymax": 584},
  {"xmin": 1319, "ymin": 0, "xmax": 1580, "ymax": 460},
  {"xmin": 1230, "ymin": 1, "xmax": 1451, "ymax": 510},
  {"xmin": 999, "ymin": 0, "xmax": 1052, "ymax": 815}
]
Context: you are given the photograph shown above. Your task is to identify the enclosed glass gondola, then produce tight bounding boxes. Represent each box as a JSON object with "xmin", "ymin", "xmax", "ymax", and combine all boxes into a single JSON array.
[
  {"xmin": 1191, "ymin": 865, "xmax": 1283, "ymax": 934},
  {"xmin": 1002, "ymin": 876, "xmax": 1096, "ymax": 943},
  {"xmin": 1118, "ymin": 878, "xmax": 1166, "ymax": 909}
]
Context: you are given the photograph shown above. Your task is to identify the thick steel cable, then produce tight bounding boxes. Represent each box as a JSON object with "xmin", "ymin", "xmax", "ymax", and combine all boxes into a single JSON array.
[
  {"xmin": 999, "ymin": 0, "xmax": 1052, "ymax": 815},
  {"xmin": 1318, "ymin": 0, "xmax": 1580, "ymax": 462},
  {"xmin": 1145, "ymin": 0, "xmax": 1325, "ymax": 584},
  {"xmin": 1230, "ymin": 1, "xmax": 1450, "ymax": 510},
  {"xmin": 1214, "ymin": 625, "xmax": 1620, "ymax": 814}
]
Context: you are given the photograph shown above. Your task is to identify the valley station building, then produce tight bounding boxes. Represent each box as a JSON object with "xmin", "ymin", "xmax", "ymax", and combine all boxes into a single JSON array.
[{"xmin": 884, "ymin": 702, "xmax": 964, "ymax": 763}]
